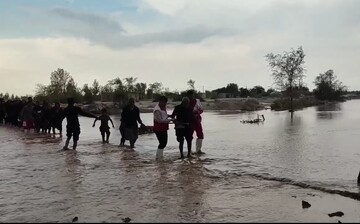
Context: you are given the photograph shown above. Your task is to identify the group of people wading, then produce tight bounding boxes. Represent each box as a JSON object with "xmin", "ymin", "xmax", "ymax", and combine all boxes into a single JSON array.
[
  {"xmin": 153, "ymin": 90, "xmax": 204, "ymax": 160},
  {"xmin": 0, "ymin": 98, "xmax": 64, "ymax": 134},
  {"xmin": 0, "ymin": 90, "xmax": 205, "ymax": 159}
]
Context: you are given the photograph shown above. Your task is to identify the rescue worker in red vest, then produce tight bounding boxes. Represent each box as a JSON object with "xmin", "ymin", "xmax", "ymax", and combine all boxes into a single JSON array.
[
  {"xmin": 153, "ymin": 96, "xmax": 173, "ymax": 160},
  {"xmin": 186, "ymin": 90, "xmax": 205, "ymax": 154}
]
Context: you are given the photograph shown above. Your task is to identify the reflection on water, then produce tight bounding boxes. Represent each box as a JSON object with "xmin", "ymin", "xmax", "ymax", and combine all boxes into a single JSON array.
[
  {"xmin": 316, "ymin": 103, "xmax": 343, "ymax": 120},
  {"xmin": 316, "ymin": 103, "xmax": 342, "ymax": 111},
  {"xmin": 175, "ymin": 161, "xmax": 207, "ymax": 222},
  {"xmin": 1, "ymin": 100, "xmax": 360, "ymax": 222}
]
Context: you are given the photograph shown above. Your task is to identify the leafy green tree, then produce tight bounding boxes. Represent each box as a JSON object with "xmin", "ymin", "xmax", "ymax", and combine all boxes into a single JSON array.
[
  {"xmin": 147, "ymin": 82, "xmax": 163, "ymax": 99},
  {"xmin": 91, "ymin": 79, "xmax": 101, "ymax": 99},
  {"xmin": 263, "ymin": 88, "xmax": 276, "ymax": 97},
  {"xmin": 314, "ymin": 70, "xmax": 346, "ymax": 101},
  {"xmin": 124, "ymin": 77, "xmax": 137, "ymax": 93},
  {"xmin": 49, "ymin": 68, "xmax": 71, "ymax": 96},
  {"xmin": 146, "ymin": 89, "xmax": 153, "ymax": 99},
  {"xmin": 239, "ymin": 87, "xmax": 250, "ymax": 97},
  {"xmin": 226, "ymin": 83, "xmax": 239, "ymax": 96},
  {"xmin": 100, "ymin": 83, "xmax": 114, "ymax": 102},
  {"xmin": 250, "ymin": 85, "xmax": 265, "ymax": 97},
  {"xmin": 65, "ymin": 78, "xmax": 82, "ymax": 103},
  {"xmin": 82, "ymin": 84, "xmax": 94, "ymax": 103},
  {"xmin": 34, "ymin": 68, "xmax": 81, "ymax": 103},
  {"xmin": 135, "ymin": 83, "xmax": 147, "ymax": 100},
  {"xmin": 110, "ymin": 78, "xmax": 128, "ymax": 106}
]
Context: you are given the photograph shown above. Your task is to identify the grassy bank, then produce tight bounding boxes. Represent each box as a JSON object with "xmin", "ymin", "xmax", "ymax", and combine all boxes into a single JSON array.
[
  {"xmin": 78, "ymin": 98, "xmax": 271, "ymax": 115},
  {"xmin": 78, "ymin": 96, "xmax": 346, "ymax": 114},
  {"xmin": 270, "ymin": 96, "xmax": 347, "ymax": 111}
]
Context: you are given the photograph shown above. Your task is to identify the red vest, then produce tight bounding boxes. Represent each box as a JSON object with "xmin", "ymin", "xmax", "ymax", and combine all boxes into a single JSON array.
[
  {"xmin": 153, "ymin": 120, "xmax": 169, "ymax": 132},
  {"xmin": 153, "ymin": 106, "xmax": 169, "ymax": 132}
]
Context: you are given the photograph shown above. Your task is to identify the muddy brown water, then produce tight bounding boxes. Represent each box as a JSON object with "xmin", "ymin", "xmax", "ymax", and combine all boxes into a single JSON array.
[{"xmin": 1, "ymin": 100, "xmax": 360, "ymax": 222}]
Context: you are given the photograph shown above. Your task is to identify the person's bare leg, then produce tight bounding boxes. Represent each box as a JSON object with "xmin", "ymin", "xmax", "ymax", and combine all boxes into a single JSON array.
[
  {"xmin": 179, "ymin": 140, "xmax": 184, "ymax": 159},
  {"xmin": 130, "ymin": 137, "xmax": 137, "ymax": 148},
  {"xmin": 106, "ymin": 132, "xmax": 110, "ymax": 143},
  {"xmin": 63, "ymin": 137, "xmax": 71, "ymax": 150},
  {"xmin": 187, "ymin": 139, "xmax": 193, "ymax": 158},
  {"xmin": 130, "ymin": 140, "xmax": 135, "ymax": 148},
  {"xmin": 101, "ymin": 132, "xmax": 105, "ymax": 143}
]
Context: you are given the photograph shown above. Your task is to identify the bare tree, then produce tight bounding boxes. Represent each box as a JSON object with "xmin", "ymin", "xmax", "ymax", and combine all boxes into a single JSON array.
[
  {"xmin": 187, "ymin": 79, "xmax": 195, "ymax": 90},
  {"xmin": 265, "ymin": 46, "xmax": 306, "ymax": 112}
]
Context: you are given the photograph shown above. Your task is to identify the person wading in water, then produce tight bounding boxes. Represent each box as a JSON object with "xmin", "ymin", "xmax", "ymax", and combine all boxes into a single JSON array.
[
  {"xmin": 93, "ymin": 108, "xmax": 115, "ymax": 144},
  {"xmin": 62, "ymin": 98, "xmax": 98, "ymax": 150},
  {"xmin": 170, "ymin": 97, "xmax": 196, "ymax": 159},
  {"xmin": 187, "ymin": 90, "xmax": 205, "ymax": 155},
  {"xmin": 50, "ymin": 102, "xmax": 64, "ymax": 135},
  {"xmin": 153, "ymin": 96, "xmax": 173, "ymax": 160},
  {"xmin": 119, "ymin": 98, "xmax": 144, "ymax": 148}
]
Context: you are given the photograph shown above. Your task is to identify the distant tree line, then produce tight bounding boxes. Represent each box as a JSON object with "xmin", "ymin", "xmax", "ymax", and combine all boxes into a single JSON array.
[
  {"xmin": 26, "ymin": 69, "xmax": 205, "ymax": 106},
  {"xmin": 0, "ymin": 48, "xmax": 350, "ymax": 110}
]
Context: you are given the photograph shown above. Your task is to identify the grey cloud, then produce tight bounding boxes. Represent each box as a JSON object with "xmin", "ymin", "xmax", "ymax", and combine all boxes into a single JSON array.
[
  {"xmin": 47, "ymin": 1, "xmax": 360, "ymax": 52},
  {"xmin": 48, "ymin": 8, "xmax": 232, "ymax": 49},
  {"xmin": 108, "ymin": 25, "xmax": 234, "ymax": 48},
  {"xmin": 51, "ymin": 7, "xmax": 126, "ymax": 34}
]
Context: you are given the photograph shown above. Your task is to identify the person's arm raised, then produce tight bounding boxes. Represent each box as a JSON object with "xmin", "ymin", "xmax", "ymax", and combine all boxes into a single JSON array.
[{"xmin": 78, "ymin": 107, "xmax": 98, "ymax": 119}]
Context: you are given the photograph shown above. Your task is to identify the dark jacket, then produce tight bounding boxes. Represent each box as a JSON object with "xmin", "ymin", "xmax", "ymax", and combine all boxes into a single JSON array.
[
  {"xmin": 62, "ymin": 105, "xmax": 96, "ymax": 128},
  {"xmin": 171, "ymin": 104, "xmax": 196, "ymax": 128},
  {"xmin": 120, "ymin": 106, "xmax": 142, "ymax": 128},
  {"xmin": 50, "ymin": 107, "xmax": 64, "ymax": 126}
]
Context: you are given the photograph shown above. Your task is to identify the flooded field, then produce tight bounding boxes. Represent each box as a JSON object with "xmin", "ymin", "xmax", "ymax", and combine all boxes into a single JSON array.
[{"xmin": 1, "ymin": 100, "xmax": 360, "ymax": 222}]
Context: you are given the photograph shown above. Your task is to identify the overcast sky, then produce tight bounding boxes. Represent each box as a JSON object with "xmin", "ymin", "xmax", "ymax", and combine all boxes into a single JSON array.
[{"xmin": 1, "ymin": 0, "xmax": 360, "ymax": 96}]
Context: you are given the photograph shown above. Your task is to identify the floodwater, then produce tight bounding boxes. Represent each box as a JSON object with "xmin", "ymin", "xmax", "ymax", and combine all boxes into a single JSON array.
[{"xmin": 1, "ymin": 100, "xmax": 360, "ymax": 222}]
